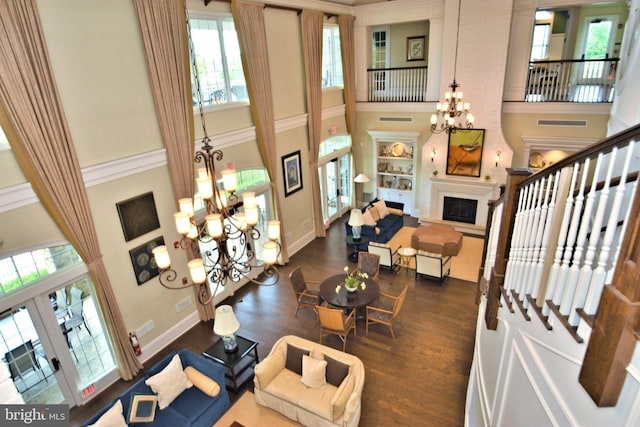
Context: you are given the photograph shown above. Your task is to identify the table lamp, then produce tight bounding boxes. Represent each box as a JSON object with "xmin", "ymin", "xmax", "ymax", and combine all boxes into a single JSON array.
[
  {"xmin": 213, "ymin": 305, "xmax": 240, "ymax": 353},
  {"xmin": 348, "ymin": 209, "xmax": 365, "ymax": 241}
]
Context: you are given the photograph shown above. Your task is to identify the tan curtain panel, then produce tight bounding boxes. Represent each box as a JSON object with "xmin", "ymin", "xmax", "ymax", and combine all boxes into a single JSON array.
[
  {"xmin": 0, "ymin": 0, "xmax": 141, "ymax": 378},
  {"xmin": 232, "ymin": 0, "xmax": 289, "ymax": 264},
  {"xmin": 132, "ymin": 0, "xmax": 215, "ymax": 320},
  {"xmin": 339, "ymin": 15, "xmax": 356, "ymax": 135},
  {"xmin": 301, "ymin": 10, "xmax": 326, "ymax": 238}
]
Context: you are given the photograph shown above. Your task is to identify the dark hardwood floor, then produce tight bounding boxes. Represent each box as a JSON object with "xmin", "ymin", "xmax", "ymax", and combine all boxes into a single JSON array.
[{"xmin": 70, "ymin": 215, "xmax": 479, "ymax": 427}]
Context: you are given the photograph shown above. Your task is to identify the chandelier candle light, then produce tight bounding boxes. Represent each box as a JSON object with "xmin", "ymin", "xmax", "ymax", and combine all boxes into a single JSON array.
[
  {"xmin": 430, "ymin": 0, "xmax": 475, "ymax": 134},
  {"xmin": 151, "ymin": 11, "xmax": 281, "ymax": 306}
]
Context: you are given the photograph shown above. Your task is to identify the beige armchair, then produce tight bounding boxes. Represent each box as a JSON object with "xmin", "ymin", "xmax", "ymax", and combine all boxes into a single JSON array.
[{"xmin": 368, "ymin": 241, "xmax": 400, "ymax": 271}]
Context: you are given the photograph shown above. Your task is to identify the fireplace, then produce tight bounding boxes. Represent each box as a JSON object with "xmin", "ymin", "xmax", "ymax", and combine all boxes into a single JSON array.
[
  {"xmin": 428, "ymin": 176, "xmax": 501, "ymax": 231},
  {"xmin": 443, "ymin": 197, "xmax": 477, "ymax": 224}
]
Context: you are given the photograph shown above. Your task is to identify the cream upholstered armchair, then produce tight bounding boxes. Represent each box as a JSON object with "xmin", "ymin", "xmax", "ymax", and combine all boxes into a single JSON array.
[
  {"xmin": 289, "ymin": 266, "xmax": 321, "ymax": 316},
  {"xmin": 368, "ymin": 242, "xmax": 400, "ymax": 271},
  {"xmin": 366, "ymin": 285, "xmax": 408, "ymax": 339}
]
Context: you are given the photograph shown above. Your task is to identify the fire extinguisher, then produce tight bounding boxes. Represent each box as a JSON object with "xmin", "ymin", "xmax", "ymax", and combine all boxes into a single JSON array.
[{"xmin": 129, "ymin": 332, "xmax": 142, "ymax": 356}]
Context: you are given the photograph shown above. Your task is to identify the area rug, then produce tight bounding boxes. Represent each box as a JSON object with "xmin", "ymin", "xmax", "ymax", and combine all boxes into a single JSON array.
[
  {"xmin": 213, "ymin": 391, "xmax": 300, "ymax": 427},
  {"xmin": 386, "ymin": 226, "xmax": 484, "ymax": 282}
]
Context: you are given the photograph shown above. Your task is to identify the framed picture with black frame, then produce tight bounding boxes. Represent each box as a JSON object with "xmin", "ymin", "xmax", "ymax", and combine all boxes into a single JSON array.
[
  {"xmin": 406, "ymin": 36, "xmax": 425, "ymax": 61},
  {"xmin": 282, "ymin": 150, "xmax": 303, "ymax": 197},
  {"xmin": 116, "ymin": 192, "xmax": 160, "ymax": 242},
  {"xmin": 446, "ymin": 129, "xmax": 485, "ymax": 177},
  {"xmin": 129, "ymin": 236, "xmax": 164, "ymax": 285}
]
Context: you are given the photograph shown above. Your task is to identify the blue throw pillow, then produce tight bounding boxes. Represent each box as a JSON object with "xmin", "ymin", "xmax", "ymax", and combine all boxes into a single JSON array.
[{"xmin": 128, "ymin": 393, "xmax": 157, "ymax": 423}]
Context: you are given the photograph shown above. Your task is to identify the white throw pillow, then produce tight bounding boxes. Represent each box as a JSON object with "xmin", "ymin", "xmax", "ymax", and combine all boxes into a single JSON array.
[
  {"xmin": 88, "ymin": 399, "xmax": 127, "ymax": 427},
  {"xmin": 362, "ymin": 209, "xmax": 376, "ymax": 226},
  {"xmin": 373, "ymin": 200, "xmax": 390, "ymax": 218},
  {"xmin": 300, "ymin": 354, "xmax": 327, "ymax": 389},
  {"xmin": 145, "ymin": 354, "xmax": 193, "ymax": 409}
]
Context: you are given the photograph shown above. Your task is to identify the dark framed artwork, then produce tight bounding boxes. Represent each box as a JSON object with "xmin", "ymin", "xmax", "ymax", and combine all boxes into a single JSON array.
[
  {"xmin": 446, "ymin": 129, "xmax": 486, "ymax": 177},
  {"xmin": 282, "ymin": 150, "xmax": 303, "ymax": 197},
  {"xmin": 116, "ymin": 192, "xmax": 160, "ymax": 242},
  {"xmin": 406, "ymin": 36, "xmax": 425, "ymax": 61},
  {"xmin": 129, "ymin": 236, "xmax": 164, "ymax": 285}
]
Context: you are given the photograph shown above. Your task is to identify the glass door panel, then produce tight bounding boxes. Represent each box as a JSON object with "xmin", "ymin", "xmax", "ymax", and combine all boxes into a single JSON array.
[
  {"xmin": 0, "ymin": 306, "xmax": 64, "ymax": 404},
  {"xmin": 338, "ymin": 154, "xmax": 351, "ymax": 212},
  {"xmin": 325, "ymin": 160, "xmax": 338, "ymax": 221}
]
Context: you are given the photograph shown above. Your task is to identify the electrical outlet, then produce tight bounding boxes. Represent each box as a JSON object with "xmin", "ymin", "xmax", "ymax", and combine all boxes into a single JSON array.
[{"xmin": 182, "ymin": 277, "xmax": 188, "ymax": 285}]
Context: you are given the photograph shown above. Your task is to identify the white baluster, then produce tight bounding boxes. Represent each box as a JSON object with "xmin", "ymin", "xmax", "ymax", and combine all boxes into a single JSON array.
[
  {"xmin": 504, "ymin": 187, "xmax": 527, "ymax": 292},
  {"xmin": 584, "ymin": 141, "xmax": 636, "ymax": 313},
  {"xmin": 531, "ymin": 173, "xmax": 559, "ymax": 299},
  {"xmin": 521, "ymin": 178, "xmax": 547, "ymax": 305},
  {"xmin": 544, "ymin": 166, "xmax": 579, "ymax": 316},
  {"xmin": 560, "ymin": 156, "xmax": 602, "ymax": 317},
  {"xmin": 554, "ymin": 159, "xmax": 590, "ymax": 310}
]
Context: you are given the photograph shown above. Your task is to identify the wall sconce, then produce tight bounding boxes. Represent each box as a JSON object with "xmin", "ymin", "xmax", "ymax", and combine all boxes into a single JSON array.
[
  {"xmin": 431, "ymin": 146, "xmax": 437, "ymax": 162},
  {"xmin": 495, "ymin": 150, "xmax": 502, "ymax": 167}
]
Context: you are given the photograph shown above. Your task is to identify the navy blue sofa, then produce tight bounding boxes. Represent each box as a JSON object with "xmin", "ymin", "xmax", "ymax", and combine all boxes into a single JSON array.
[
  {"xmin": 345, "ymin": 199, "xmax": 404, "ymax": 251},
  {"xmin": 82, "ymin": 349, "xmax": 230, "ymax": 427}
]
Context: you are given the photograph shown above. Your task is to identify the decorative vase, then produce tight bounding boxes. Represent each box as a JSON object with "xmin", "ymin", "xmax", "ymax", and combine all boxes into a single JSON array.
[{"xmin": 346, "ymin": 285, "xmax": 358, "ymax": 293}]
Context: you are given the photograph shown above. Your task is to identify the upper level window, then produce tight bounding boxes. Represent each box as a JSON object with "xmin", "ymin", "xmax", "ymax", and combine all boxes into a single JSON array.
[
  {"xmin": 530, "ymin": 11, "xmax": 552, "ymax": 60},
  {"xmin": 189, "ymin": 16, "xmax": 248, "ymax": 106},
  {"xmin": 322, "ymin": 24, "xmax": 343, "ymax": 88},
  {"xmin": 0, "ymin": 244, "xmax": 82, "ymax": 296}
]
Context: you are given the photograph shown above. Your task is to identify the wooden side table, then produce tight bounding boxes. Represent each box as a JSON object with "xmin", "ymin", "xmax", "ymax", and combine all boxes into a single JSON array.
[
  {"xmin": 203, "ymin": 335, "xmax": 259, "ymax": 392},
  {"xmin": 345, "ymin": 236, "xmax": 369, "ymax": 261}
]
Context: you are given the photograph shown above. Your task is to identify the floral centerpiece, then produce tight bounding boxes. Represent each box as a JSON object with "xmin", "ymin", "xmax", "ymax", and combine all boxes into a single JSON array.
[{"xmin": 336, "ymin": 266, "xmax": 368, "ymax": 294}]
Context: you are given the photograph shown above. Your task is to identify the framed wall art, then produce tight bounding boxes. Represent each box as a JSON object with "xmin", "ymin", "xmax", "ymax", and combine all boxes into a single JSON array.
[
  {"xmin": 282, "ymin": 150, "xmax": 303, "ymax": 197},
  {"xmin": 446, "ymin": 129, "xmax": 485, "ymax": 177},
  {"xmin": 129, "ymin": 236, "xmax": 164, "ymax": 285},
  {"xmin": 406, "ymin": 36, "xmax": 425, "ymax": 61},
  {"xmin": 116, "ymin": 191, "xmax": 160, "ymax": 242}
]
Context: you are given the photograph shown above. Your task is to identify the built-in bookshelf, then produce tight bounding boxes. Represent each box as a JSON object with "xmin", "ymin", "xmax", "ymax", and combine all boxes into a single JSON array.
[{"xmin": 368, "ymin": 131, "xmax": 419, "ymax": 215}]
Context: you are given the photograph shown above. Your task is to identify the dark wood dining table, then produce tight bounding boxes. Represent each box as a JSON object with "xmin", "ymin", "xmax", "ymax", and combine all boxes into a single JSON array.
[{"xmin": 318, "ymin": 274, "xmax": 380, "ymax": 315}]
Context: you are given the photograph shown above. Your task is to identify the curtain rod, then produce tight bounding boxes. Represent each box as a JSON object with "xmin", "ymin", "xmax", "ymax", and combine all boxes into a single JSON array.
[{"xmin": 204, "ymin": 0, "xmax": 338, "ymax": 18}]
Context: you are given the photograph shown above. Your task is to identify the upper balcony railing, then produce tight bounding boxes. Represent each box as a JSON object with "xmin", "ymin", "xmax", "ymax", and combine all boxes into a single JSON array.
[
  {"xmin": 525, "ymin": 58, "xmax": 619, "ymax": 103},
  {"xmin": 366, "ymin": 66, "xmax": 428, "ymax": 102}
]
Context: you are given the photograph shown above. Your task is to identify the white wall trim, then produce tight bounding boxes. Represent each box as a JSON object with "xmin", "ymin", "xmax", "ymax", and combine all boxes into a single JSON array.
[{"xmin": 322, "ymin": 104, "xmax": 345, "ymax": 120}]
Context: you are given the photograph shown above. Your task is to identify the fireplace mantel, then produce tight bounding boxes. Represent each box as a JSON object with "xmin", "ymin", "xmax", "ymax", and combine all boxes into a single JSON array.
[{"xmin": 426, "ymin": 176, "xmax": 501, "ymax": 232}]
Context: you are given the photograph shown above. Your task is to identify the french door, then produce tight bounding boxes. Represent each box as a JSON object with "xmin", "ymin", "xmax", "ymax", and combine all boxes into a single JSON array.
[
  {"xmin": 0, "ymin": 268, "xmax": 118, "ymax": 406},
  {"xmin": 580, "ymin": 16, "xmax": 617, "ymax": 82},
  {"xmin": 318, "ymin": 154, "xmax": 351, "ymax": 226}
]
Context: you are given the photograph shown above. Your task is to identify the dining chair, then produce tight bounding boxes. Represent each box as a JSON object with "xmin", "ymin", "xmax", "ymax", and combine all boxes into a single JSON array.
[
  {"xmin": 365, "ymin": 285, "xmax": 408, "ymax": 339},
  {"xmin": 316, "ymin": 305, "xmax": 356, "ymax": 352},
  {"xmin": 355, "ymin": 251, "xmax": 380, "ymax": 280},
  {"xmin": 288, "ymin": 266, "xmax": 321, "ymax": 317},
  {"xmin": 62, "ymin": 286, "xmax": 92, "ymax": 346}
]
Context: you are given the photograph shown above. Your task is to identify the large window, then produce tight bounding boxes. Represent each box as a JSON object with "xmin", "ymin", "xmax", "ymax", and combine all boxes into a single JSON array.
[
  {"xmin": 189, "ymin": 16, "xmax": 248, "ymax": 106},
  {"xmin": 322, "ymin": 24, "xmax": 343, "ymax": 88}
]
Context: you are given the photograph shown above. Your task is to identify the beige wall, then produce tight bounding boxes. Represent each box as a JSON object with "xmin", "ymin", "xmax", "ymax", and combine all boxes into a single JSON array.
[{"xmin": 390, "ymin": 20, "xmax": 429, "ymax": 67}]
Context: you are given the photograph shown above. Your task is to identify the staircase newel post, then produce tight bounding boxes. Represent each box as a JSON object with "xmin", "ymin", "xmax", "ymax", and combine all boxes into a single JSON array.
[{"xmin": 485, "ymin": 168, "xmax": 533, "ymax": 330}]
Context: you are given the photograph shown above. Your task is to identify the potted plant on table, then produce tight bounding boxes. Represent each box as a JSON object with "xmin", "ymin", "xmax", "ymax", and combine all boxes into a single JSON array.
[{"xmin": 336, "ymin": 266, "xmax": 368, "ymax": 294}]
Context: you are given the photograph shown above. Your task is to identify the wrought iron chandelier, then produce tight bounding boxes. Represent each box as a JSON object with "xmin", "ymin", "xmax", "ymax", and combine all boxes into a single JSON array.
[
  {"xmin": 430, "ymin": 0, "xmax": 474, "ymax": 134},
  {"xmin": 151, "ymin": 12, "xmax": 280, "ymax": 305}
]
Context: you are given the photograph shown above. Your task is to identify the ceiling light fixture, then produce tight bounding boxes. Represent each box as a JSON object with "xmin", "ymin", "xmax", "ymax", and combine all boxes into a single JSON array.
[
  {"xmin": 151, "ymin": 11, "xmax": 280, "ymax": 305},
  {"xmin": 430, "ymin": 0, "xmax": 474, "ymax": 134}
]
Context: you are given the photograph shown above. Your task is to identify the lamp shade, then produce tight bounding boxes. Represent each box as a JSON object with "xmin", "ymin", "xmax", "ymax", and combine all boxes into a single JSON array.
[
  {"xmin": 354, "ymin": 173, "xmax": 370, "ymax": 183},
  {"xmin": 213, "ymin": 305, "xmax": 240, "ymax": 336},
  {"xmin": 348, "ymin": 209, "xmax": 364, "ymax": 227}
]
